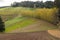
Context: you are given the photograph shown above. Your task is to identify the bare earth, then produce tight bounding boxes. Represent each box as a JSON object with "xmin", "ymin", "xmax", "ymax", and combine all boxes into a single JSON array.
[
  {"xmin": 0, "ymin": 31, "xmax": 60, "ymax": 40},
  {"xmin": 0, "ymin": 19, "xmax": 59, "ymax": 40},
  {"xmin": 10, "ymin": 19, "xmax": 57, "ymax": 33}
]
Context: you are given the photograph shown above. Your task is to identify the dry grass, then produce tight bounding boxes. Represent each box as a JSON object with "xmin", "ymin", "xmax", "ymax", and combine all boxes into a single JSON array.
[{"xmin": 0, "ymin": 7, "xmax": 58, "ymax": 23}]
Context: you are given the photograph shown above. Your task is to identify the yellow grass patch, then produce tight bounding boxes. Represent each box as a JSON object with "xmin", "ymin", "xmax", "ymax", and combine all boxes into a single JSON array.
[{"xmin": 0, "ymin": 7, "xmax": 58, "ymax": 23}]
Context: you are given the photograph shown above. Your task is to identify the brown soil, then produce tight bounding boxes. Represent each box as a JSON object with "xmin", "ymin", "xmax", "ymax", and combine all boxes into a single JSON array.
[
  {"xmin": 10, "ymin": 19, "xmax": 56, "ymax": 33},
  {"xmin": 2, "ymin": 19, "xmax": 59, "ymax": 40},
  {"xmin": 0, "ymin": 31, "xmax": 60, "ymax": 40}
]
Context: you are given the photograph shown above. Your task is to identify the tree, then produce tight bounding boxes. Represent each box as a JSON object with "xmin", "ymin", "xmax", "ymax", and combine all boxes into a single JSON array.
[
  {"xmin": 35, "ymin": 1, "xmax": 44, "ymax": 8},
  {"xmin": 54, "ymin": 0, "xmax": 60, "ymax": 8},
  {"xmin": 11, "ymin": 2, "xmax": 20, "ymax": 7},
  {"xmin": 0, "ymin": 16, "xmax": 5, "ymax": 32},
  {"xmin": 44, "ymin": 1, "xmax": 54, "ymax": 8},
  {"xmin": 54, "ymin": 0, "xmax": 60, "ymax": 25},
  {"xmin": 11, "ymin": 1, "xmax": 54, "ymax": 8}
]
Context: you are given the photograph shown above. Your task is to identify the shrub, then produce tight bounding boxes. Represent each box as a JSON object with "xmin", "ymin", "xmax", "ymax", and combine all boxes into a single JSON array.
[{"xmin": 0, "ymin": 16, "xmax": 5, "ymax": 32}]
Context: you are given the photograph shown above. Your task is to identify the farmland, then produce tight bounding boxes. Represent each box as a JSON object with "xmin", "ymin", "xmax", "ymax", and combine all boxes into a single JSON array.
[
  {"xmin": 0, "ymin": 7, "xmax": 58, "ymax": 23},
  {"xmin": 0, "ymin": 7, "xmax": 58, "ymax": 33}
]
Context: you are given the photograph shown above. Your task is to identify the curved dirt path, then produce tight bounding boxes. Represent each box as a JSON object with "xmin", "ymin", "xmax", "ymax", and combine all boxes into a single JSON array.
[
  {"xmin": 10, "ymin": 19, "xmax": 57, "ymax": 33},
  {"xmin": 0, "ymin": 31, "xmax": 60, "ymax": 40}
]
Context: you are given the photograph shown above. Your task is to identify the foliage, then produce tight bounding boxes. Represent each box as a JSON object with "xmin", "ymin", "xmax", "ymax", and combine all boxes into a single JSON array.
[
  {"xmin": 0, "ymin": 7, "xmax": 58, "ymax": 32},
  {"xmin": 0, "ymin": 7, "xmax": 58, "ymax": 24},
  {"xmin": 6, "ymin": 17, "xmax": 37, "ymax": 32},
  {"xmin": 44, "ymin": 1, "xmax": 54, "ymax": 8},
  {"xmin": 19, "ymin": 7, "xmax": 58, "ymax": 24},
  {"xmin": 0, "ymin": 16, "xmax": 5, "ymax": 32},
  {"xmin": 55, "ymin": 0, "xmax": 60, "ymax": 8},
  {"xmin": 11, "ymin": 1, "xmax": 54, "ymax": 8},
  {"xmin": 54, "ymin": 0, "xmax": 60, "ymax": 23}
]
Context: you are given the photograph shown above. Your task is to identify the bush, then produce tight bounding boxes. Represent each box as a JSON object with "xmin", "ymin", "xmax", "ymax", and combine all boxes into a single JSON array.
[{"xmin": 0, "ymin": 16, "xmax": 5, "ymax": 32}]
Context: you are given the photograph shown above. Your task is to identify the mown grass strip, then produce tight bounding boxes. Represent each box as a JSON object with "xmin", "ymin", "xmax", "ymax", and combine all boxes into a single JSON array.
[
  {"xmin": 5, "ymin": 18, "xmax": 37, "ymax": 32},
  {"xmin": 5, "ymin": 16, "xmax": 26, "ymax": 27}
]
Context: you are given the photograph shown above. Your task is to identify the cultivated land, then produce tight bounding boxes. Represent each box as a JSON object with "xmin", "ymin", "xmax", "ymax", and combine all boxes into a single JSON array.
[
  {"xmin": 0, "ymin": 31, "xmax": 60, "ymax": 40},
  {"xmin": 0, "ymin": 7, "xmax": 58, "ymax": 32},
  {"xmin": 0, "ymin": 7, "xmax": 60, "ymax": 39},
  {"xmin": 10, "ymin": 19, "xmax": 57, "ymax": 33}
]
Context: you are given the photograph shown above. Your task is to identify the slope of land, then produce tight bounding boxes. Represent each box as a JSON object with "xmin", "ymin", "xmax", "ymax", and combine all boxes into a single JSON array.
[
  {"xmin": 0, "ymin": 7, "xmax": 59, "ymax": 40},
  {"xmin": 5, "ymin": 17, "xmax": 38, "ymax": 32},
  {"xmin": 10, "ymin": 19, "xmax": 57, "ymax": 33}
]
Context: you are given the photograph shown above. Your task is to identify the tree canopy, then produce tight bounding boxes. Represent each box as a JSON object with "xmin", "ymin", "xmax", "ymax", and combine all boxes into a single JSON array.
[
  {"xmin": 0, "ymin": 16, "xmax": 5, "ymax": 32},
  {"xmin": 11, "ymin": 1, "xmax": 54, "ymax": 8}
]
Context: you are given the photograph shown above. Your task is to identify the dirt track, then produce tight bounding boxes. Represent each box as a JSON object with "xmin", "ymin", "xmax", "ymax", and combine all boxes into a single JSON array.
[
  {"xmin": 0, "ymin": 31, "xmax": 60, "ymax": 40},
  {"xmin": 2, "ymin": 19, "xmax": 59, "ymax": 40},
  {"xmin": 10, "ymin": 19, "xmax": 57, "ymax": 33}
]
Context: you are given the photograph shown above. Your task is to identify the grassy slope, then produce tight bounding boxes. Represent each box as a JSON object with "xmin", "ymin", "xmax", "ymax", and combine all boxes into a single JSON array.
[
  {"xmin": 0, "ymin": 7, "xmax": 57, "ymax": 32},
  {"xmin": 5, "ymin": 17, "xmax": 37, "ymax": 32},
  {"xmin": 5, "ymin": 16, "xmax": 57, "ymax": 33},
  {"xmin": 5, "ymin": 16, "xmax": 25, "ymax": 27}
]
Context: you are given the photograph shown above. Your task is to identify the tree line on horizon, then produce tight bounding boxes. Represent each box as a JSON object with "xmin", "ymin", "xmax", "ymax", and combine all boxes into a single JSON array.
[{"xmin": 11, "ymin": 1, "xmax": 54, "ymax": 8}]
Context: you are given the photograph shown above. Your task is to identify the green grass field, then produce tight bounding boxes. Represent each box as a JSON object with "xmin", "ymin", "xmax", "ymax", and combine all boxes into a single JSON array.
[
  {"xmin": 5, "ymin": 16, "xmax": 38, "ymax": 32},
  {"xmin": 5, "ymin": 16, "xmax": 57, "ymax": 33}
]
